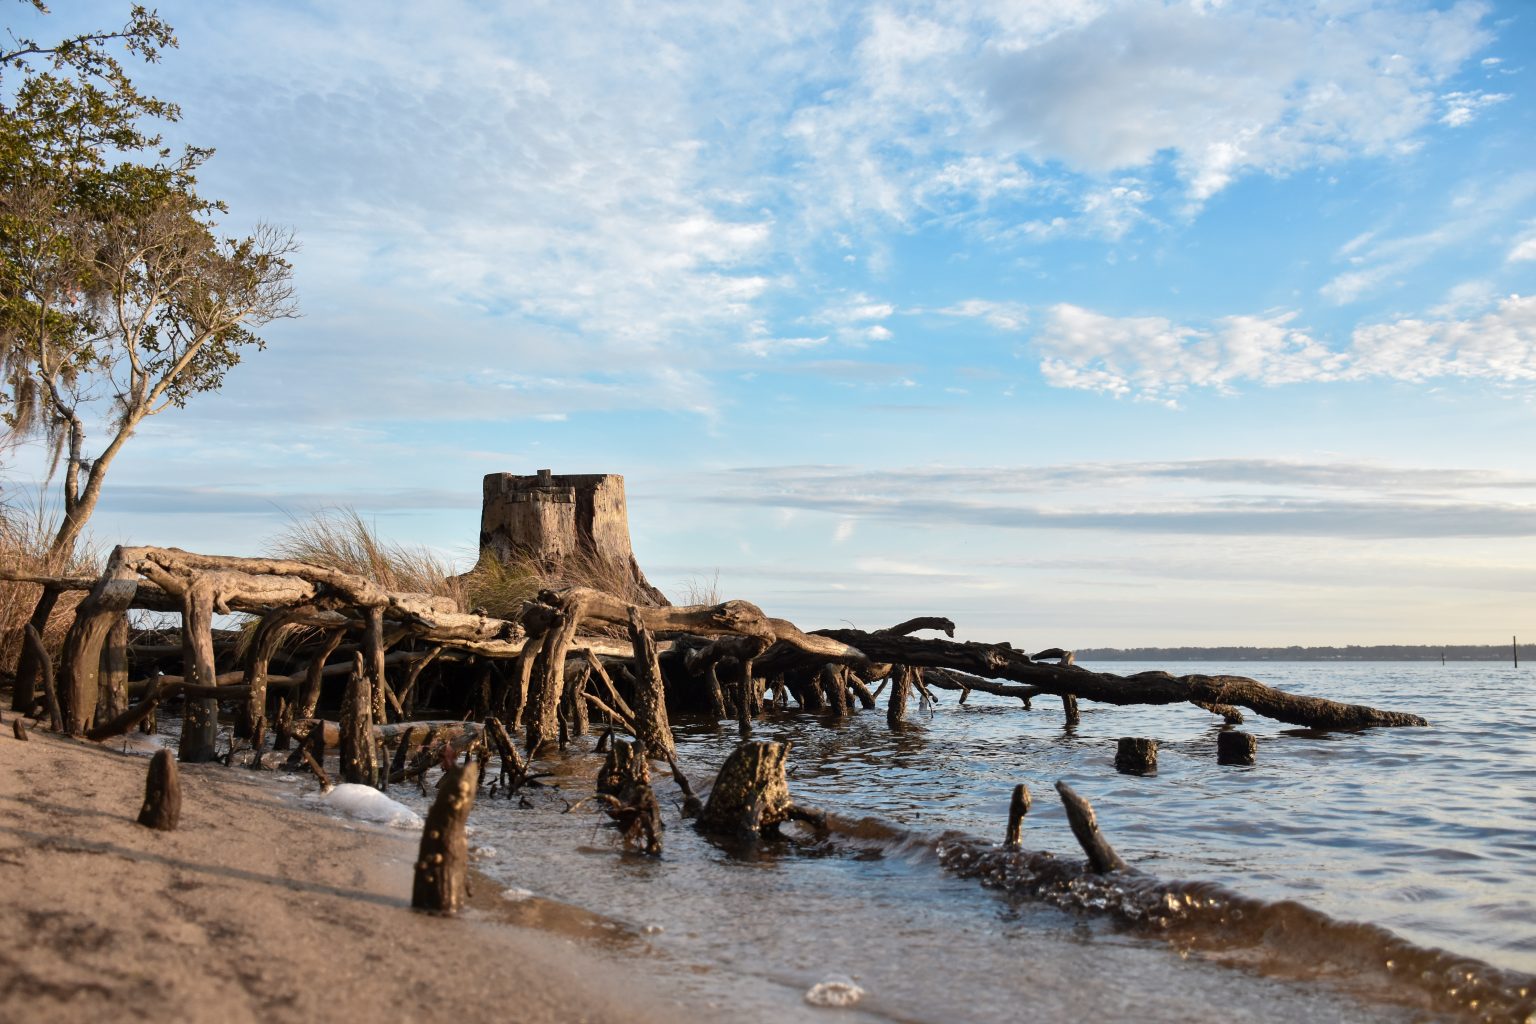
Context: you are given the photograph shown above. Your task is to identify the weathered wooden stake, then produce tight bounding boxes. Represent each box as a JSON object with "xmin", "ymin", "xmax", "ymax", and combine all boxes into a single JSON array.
[
  {"xmin": 1061, "ymin": 693, "xmax": 1081, "ymax": 729},
  {"xmin": 136, "ymin": 749, "xmax": 182, "ymax": 831},
  {"xmin": 1115, "ymin": 737, "xmax": 1157, "ymax": 775},
  {"xmin": 1216, "ymin": 730, "xmax": 1257, "ymax": 765},
  {"xmin": 412, "ymin": 762, "xmax": 478, "ymax": 914},
  {"xmin": 12, "ymin": 718, "xmax": 28, "ymax": 741},
  {"xmin": 1004, "ymin": 783, "xmax": 1032, "ymax": 848}
]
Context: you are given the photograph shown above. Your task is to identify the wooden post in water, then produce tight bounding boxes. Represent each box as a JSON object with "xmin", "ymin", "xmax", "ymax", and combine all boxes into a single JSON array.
[{"xmin": 1515, "ymin": 636, "xmax": 1520, "ymax": 668}]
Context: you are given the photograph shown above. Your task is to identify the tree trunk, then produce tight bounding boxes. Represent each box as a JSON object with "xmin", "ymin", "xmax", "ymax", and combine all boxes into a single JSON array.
[
  {"xmin": 177, "ymin": 577, "xmax": 221, "ymax": 762},
  {"xmin": 296, "ymin": 629, "xmax": 345, "ymax": 721},
  {"xmin": 238, "ymin": 609, "xmax": 297, "ymax": 739},
  {"xmin": 11, "ymin": 585, "xmax": 60, "ymax": 712},
  {"xmin": 363, "ymin": 605, "xmax": 388, "ymax": 724},
  {"xmin": 523, "ymin": 594, "xmax": 586, "ymax": 755},
  {"xmin": 887, "ymin": 665, "xmax": 912, "ymax": 731},
  {"xmin": 339, "ymin": 654, "xmax": 378, "ymax": 787},
  {"xmin": 96, "ymin": 613, "xmax": 129, "ymax": 725},
  {"xmin": 57, "ymin": 558, "xmax": 138, "ymax": 736}
]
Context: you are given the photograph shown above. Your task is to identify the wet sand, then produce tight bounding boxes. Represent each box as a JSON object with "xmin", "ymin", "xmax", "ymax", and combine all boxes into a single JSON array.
[{"xmin": 0, "ymin": 727, "xmax": 672, "ymax": 1024}]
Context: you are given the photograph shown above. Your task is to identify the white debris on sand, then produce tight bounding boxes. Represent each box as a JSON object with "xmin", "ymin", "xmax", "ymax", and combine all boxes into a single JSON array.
[
  {"xmin": 313, "ymin": 783, "xmax": 424, "ymax": 829},
  {"xmin": 804, "ymin": 975, "xmax": 865, "ymax": 1008}
]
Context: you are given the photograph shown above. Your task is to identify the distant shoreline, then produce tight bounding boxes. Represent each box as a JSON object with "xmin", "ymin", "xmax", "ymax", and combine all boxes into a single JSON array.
[{"xmin": 1078, "ymin": 644, "xmax": 1533, "ymax": 662}]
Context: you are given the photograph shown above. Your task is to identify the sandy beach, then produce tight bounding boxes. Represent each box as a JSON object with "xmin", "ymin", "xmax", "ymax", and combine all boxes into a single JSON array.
[{"xmin": 0, "ymin": 725, "xmax": 672, "ymax": 1024}]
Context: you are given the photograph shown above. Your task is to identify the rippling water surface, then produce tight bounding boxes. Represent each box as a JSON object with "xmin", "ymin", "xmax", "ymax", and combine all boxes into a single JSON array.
[{"xmin": 393, "ymin": 661, "xmax": 1536, "ymax": 1022}]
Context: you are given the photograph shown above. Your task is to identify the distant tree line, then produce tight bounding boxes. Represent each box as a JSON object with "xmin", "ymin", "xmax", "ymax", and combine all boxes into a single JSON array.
[{"xmin": 1077, "ymin": 644, "xmax": 1533, "ymax": 662}]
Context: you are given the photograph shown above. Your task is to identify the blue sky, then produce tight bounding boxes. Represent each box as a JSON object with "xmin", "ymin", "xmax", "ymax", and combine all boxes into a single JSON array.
[{"xmin": 7, "ymin": 0, "xmax": 1536, "ymax": 646}]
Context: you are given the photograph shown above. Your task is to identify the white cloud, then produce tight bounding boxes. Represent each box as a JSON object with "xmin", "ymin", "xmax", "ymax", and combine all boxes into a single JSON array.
[
  {"xmin": 1439, "ymin": 89, "xmax": 1510, "ymax": 127},
  {"xmin": 1509, "ymin": 223, "xmax": 1536, "ymax": 263},
  {"xmin": 1034, "ymin": 305, "xmax": 1346, "ymax": 402},
  {"xmin": 977, "ymin": 0, "xmax": 1493, "ymax": 203},
  {"xmin": 1030, "ymin": 295, "xmax": 1536, "ymax": 400},
  {"xmin": 1348, "ymin": 293, "xmax": 1536, "ymax": 384},
  {"xmin": 931, "ymin": 299, "xmax": 1030, "ymax": 331}
]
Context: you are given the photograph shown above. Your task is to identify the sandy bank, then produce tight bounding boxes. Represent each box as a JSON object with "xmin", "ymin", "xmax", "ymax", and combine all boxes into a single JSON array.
[{"xmin": 0, "ymin": 726, "xmax": 673, "ymax": 1024}]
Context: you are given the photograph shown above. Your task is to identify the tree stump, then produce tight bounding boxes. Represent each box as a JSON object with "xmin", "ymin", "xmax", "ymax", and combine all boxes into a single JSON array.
[
  {"xmin": 699, "ymin": 740, "xmax": 823, "ymax": 838},
  {"xmin": 1056, "ymin": 781, "xmax": 1127, "ymax": 874},
  {"xmin": 887, "ymin": 665, "xmax": 912, "ymax": 731},
  {"xmin": 136, "ymin": 749, "xmax": 181, "ymax": 831},
  {"xmin": 412, "ymin": 762, "xmax": 478, "ymax": 913},
  {"xmin": 1217, "ymin": 730, "xmax": 1258, "ymax": 765},
  {"xmin": 1115, "ymin": 737, "xmax": 1158, "ymax": 776},
  {"xmin": 1004, "ymin": 783, "xmax": 1032, "ymax": 848},
  {"xmin": 593, "ymin": 739, "xmax": 662, "ymax": 855},
  {"xmin": 1061, "ymin": 693, "xmax": 1081, "ymax": 729},
  {"xmin": 626, "ymin": 609, "xmax": 676, "ymax": 761}
]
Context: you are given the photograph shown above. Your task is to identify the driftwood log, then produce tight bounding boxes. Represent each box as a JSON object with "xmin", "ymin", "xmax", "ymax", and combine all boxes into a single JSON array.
[{"xmin": 813, "ymin": 629, "xmax": 1427, "ymax": 729}]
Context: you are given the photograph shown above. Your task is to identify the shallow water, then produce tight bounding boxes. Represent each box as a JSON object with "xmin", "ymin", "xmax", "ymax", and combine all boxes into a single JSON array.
[{"xmin": 389, "ymin": 661, "xmax": 1536, "ymax": 1022}]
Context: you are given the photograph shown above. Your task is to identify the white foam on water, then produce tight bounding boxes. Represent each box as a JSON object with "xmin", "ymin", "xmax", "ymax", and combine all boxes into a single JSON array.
[
  {"xmin": 315, "ymin": 784, "xmax": 424, "ymax": 829},
  {"xmin": 500, "ymin": 887, "xmax": 535, "ymax": 901},
  {"xmin": 804, "ymin": 975, "xmax": 865, "ymax": 1008}
]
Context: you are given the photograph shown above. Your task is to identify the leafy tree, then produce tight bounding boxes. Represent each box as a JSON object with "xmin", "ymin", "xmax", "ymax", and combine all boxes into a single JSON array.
[{"xmin": 1, "ymin": 2, "xmax": 298, "ymax": 558}]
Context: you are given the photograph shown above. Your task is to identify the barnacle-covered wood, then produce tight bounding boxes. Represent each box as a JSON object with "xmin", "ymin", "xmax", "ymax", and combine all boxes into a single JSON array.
[
  {"xmin": 412, "ymin": 763, "xmax": 478, "ymax": 913},
  {"xmin": 698, "ymin": 740, "xmax": 823, "ymax": 838},
  {"xmin": 813, "ymin": 629, "xmax": 1427, "ymax": 729}
]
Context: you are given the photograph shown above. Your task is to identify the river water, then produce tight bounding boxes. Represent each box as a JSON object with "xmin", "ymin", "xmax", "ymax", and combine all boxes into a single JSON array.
[{"xmin": 386, "ymin": 662, "xmax": 1536, "ymax": 1023}]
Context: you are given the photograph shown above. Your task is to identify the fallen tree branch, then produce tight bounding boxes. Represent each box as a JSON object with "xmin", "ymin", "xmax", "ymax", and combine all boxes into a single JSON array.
[{"xmin": 812, "ymin": 629, "xmax": 1427, "ymax": 729}]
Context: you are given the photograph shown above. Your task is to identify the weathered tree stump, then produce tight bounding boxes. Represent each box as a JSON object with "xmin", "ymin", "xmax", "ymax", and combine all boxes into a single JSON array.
[
  {"xmin": 1115, "ymin": 737, "xmax": 1158, "ymax": 776},
  {"xmin": 626, "ymin": 609, "xmax": 676, "ymax": 761},
  {"xmin": 13, "ymin": 718, "xmax": 28, "ymax": 741},
  {"xmin": 1061, "ymin": 693, "xmax": 1081, "ymax": 728},
  {"xmin": 591, "ymin": 739, "xmax": 663, "ymax": 854},
  {"xmin": 136, "ymin": 749, "xmax": 182, "ymax": 831},
  {"xmin": 523, "ymin": 592, "xmax": 587, "ymax": 755},
  {"xmin": 412, "ymin": 762, "xmax": 478, "ymax": 913},
  {"xmin": 1005, "ymin": 783, "xmax": 1032, "ymax": 848},
  {"xmin": 1056, "ymin": 781, "xmax": 1127, "ymax": 874},
  {"xmin": 698, "ymin": 740, "xmax": 824, "ymax": 838},
  {"xmin": 339, "ymin": 654, "xmax": 378, "ymax": 786},
  {"xmin": 1217, "ymin": 730, "xmax": 1258, "ymax": 765}
]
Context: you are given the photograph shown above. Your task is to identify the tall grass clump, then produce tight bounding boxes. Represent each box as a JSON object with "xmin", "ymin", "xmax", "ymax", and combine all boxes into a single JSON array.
[
  {"xmin": 270, "ymin": 507, "xmax": 664, "ymax": 623},
  {"xmin": 269, "ymin": 507, "xmax": 467, "ymax": 604},
  {"xmin": 0, "ymin": 496, "xmax": 100, "ymax": 674}
]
